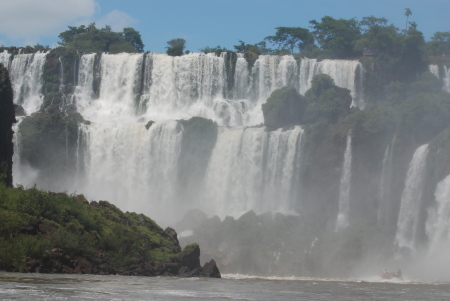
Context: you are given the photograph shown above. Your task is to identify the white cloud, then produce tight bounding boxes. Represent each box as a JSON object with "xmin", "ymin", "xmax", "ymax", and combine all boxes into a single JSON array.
[
  {"xmin": 0, "ymin": 0, "xmax": 97, "ymax": 38},
  {"xmin": 96, "ymin": 10, "xmax": 137, "ymax": 32}
]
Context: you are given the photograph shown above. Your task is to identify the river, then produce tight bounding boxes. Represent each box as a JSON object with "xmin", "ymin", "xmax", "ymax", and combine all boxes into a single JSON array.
[{"xmin": 1, "ymin": 272, "xmax": 449, "ymax": 300}]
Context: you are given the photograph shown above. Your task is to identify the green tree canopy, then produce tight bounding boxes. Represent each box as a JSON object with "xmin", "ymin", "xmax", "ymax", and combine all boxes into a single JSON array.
[
  {"xmin": 166, "ymin": 38, "xmax": 186, "ymax": 56},
  {"xmin": 355, "ymin": 16, "xmax": 402, "ymax": 56},
  {"xmin": 426, "ymin": 31, "xmax": 450, "ymax": 56},
  {"xmin": 58, "ymin": 24, "xmax": 144, "ymax": 53},
  {"xmin": 122, "ymin": 28, "xmax": 145, "ymax": 53},
  {"xmin": 309, "ymin": 16, "xmax": 361, "ymax": 58},
  {"xmin": 304, "ymin": 74, "xmax": 352, "ymax": 123},
  {"xmin": 265, "ymin": 27, "xmax": 314, "ymax": 54},
  {"xmin": 262, "ymin": 86, "xmax": 307, "ymax": 128}
]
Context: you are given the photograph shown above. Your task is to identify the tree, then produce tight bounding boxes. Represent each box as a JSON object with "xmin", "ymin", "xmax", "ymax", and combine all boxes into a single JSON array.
[
  {"xmin": 122, "ymin": 28, "xmax": 145, "ymax": 53},
  {"xmin": 426, "ymin": 31, "xmax": 450, "ymax": 56},
  {"xmin": 262, "ymin": 86, "xmax": 307, "ymax": 128},
  {"xmin": 304, "ymin": 74, "xmax": 352, "ymax": 124},
  {"xmin": 0, "ymin": 64, "xmax": 16, "ymax": 187},
  {"xmin": 355, "ymin": 16, "xmax": 402, "ymax": 56},
  {"xmin": 265, "ymin": 27, "xmax": 314, "ymax": 54},
  {"xmin": 58, "ymin": 24, "xmax": 143, "ymax": 53},
  {"xmin": 398, "ymin": 27, "xmax": 426, "ymax": 82},
  {"xmin": 233, "ymin": 40, "xmax": 272, "ymax": 55},
  {"xmin": 309, "ymin": 16, "xmax": 361, "ymax": 58},
  {"xmin": 405, "ymin": 8, "xmax": 412, "ymax": 31},
  {"xmin": 166, "ymin": 38, "xmax": 186, "ymax": 56}
]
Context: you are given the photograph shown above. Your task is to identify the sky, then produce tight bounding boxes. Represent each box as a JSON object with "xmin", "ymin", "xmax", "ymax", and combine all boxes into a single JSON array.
[{"xmin": 0, "ymin": 0, "xmax": 448, "ymax": 53}]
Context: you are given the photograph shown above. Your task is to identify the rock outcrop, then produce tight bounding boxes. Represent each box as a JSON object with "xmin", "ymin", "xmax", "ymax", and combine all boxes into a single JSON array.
[{"xmin": 0, "ymin": 64, "xmax": 16, "ymax": 187}]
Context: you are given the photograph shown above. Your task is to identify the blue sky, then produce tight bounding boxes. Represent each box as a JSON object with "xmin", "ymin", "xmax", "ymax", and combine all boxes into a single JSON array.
[{"xmin": 0, "ymin": 0, "xmax": 448, "ymax": 53}]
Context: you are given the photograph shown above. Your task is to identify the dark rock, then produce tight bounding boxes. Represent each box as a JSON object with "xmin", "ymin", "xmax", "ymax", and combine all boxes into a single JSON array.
[
  {"xmin": 178, "ymin": 244, "xmax": 201, "ymax": 270},
  {"xmin": 14, "ymin": 104, "xmax": 26, "ymax": 116},
  {"xmin": 164, "ymin": 227, "xmax": 179, "ymax": 244},
  {"xmin": 201, "ymin": 259, "xmax": 221, "ymax": 278}
]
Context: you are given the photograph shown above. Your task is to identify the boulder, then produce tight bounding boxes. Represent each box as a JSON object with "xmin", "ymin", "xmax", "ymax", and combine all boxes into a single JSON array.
[{"xmin": 201, "ymin": 259, "xmax": 221, "ymax": 278}]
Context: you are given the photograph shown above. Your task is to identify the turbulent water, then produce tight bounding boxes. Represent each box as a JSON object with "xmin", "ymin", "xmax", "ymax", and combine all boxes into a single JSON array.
[{"xmin": 1, "ymin": 272, "xmax": 450, "ymax": 301}]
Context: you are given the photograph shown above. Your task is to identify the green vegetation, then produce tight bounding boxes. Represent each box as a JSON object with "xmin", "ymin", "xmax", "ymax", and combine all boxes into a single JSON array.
[
  {"xmin": 265, "ymin": 27, "xmax": 314, "ymax": 55},
  {"xmin": 262, "ymin": 86, "xmax": 307, "ymax": 129},
  {"xmin": 0, "ymin": 182, "xmax": 180, "ymax": 273},
  {"xmin": 309, "ymin": 16, "xmax": 361, "ymax": 59},
  {"xmin": 0, "ymin": 64, "xmax": 15, "ymax": 187},
  {"xmin": 166, "ymin": 38, "xmax": 186, "ymax": 56},
  {"xmin": 58, "ymin": 23, "xmax": 144, "ymax": 54}
]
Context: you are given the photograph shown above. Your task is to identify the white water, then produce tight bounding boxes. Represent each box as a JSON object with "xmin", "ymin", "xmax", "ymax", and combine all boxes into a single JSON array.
[
  {"xmin": 428, "ymin": 64, "xmax": 440, "ymax": 79},
  {"xmin": 73, "ymin": 53, "xmax": 96, "ymax": 112},
  {"xmin": 443, "ymin": 66, "xmax": 450, "ymax": 93},
  {"xmin": 377, "ymin": 141, "xmax": 394, "ymax": 226},
  {"xmin": 6, "ymin": 52, "xmax": 47, "ymax": 114},
  {"xmin": 336, "ymin": 134, "xmax": 352, "ymax": 231},
  {"xmin": 203, "ymin": 126, "xmax": 303, "ymax": 218},
  {"xmin": 426, "ymin": 173, "xmax": 450, "ymax": 253},
  {"xmin": 0, "ymin": 50, "xmax": 11, "ymax": 68},
  {"xmin": 428, "ymin": 64, "xmax": 450, "ymax": 93},
  {"xmin": 395, "ymin": 144, "xmax": 429, "ymax": 254},
  {"xmin": 11, "ymin": 52, "xmax": 364, "ymax": 224},
  {"xmin": 299, "ymin": 58, "xmax": 365, "ymax": 108}
]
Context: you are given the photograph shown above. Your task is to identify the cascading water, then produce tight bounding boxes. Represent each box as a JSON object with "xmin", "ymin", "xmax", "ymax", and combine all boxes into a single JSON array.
[
  {"xmin": 395, "ymin": 144, "xmax": 429, "ymax": 255},
  {"xmin": 426, "ymin": 173, "xmax": 450, "ymax": 254},
  {"xmin": 0, "ymin": 50, "xmax": 11, "ymax": 68},
  {"xmin": 7, "ymin": 51, "xmax": 47, "ymax": 114},
  {"xmin": 443, "ymin": 66, "xmax": 450, "ymax": 93},
  {"xmin": 336, "ymin": 134, "xmax": 352, "ymax": 231},
  {"xmin": 233, "ymin": 53, "xmax": 249, "ymax": 99},
  {"xmin": 377, "ymin": 140, "xmax": 394, "ymax": 226},
  {"xmin": 10, "ymin": 52, "xmax": 368, "ymax": 224},
  {"xmin": 202, "ymin": 126, "xmax": 304, "ymax": 218},
  {"xmin": 299, "ymin": 58, "xmax": 365, "ymax": 109},
  {"xmin": 428, "ymin": 64, "xmax": 450, "ymax": 93},
  {"xmin": 429, "ymin": 64, "xmax": 440, "ymax": 79}
]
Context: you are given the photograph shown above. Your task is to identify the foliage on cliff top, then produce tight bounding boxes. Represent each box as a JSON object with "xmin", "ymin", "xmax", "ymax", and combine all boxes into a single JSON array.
[
  {"xmin": 304, "ymin": 74, "xmax": 352, "ymax": 124},
  {"xmin": 0, "ymin": 183, "xmax": 180, "ymax": 272},
  {"xmin": 58, "ymin": 23, "xmax": 144, "ymax": 54},
  {"xmin": 262, "ymin": 86, "xmax": 307, "ymax": 129}
]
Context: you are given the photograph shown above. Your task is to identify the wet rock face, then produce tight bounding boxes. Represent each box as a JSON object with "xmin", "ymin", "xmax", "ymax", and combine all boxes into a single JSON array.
[{"xmin": 0, "ymin": 64, "xmax": 16, "ymax": 187}]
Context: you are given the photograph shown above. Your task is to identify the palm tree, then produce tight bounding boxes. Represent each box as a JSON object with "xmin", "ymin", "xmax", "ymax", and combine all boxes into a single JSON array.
[{"xmin": 405, "ymin": 8, "xmax": 412, "ymax": 31}]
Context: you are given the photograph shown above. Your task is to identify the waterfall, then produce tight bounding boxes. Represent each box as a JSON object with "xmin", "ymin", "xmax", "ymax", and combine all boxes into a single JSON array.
[
  {"xmin": 202, "ymin": 126, "xmax": 304, "ymax": 218},
  {"xmin": 11, "ymin": 51, "xmax": 366, "ymax": 226},
  {"xmin": 443, "ymin": 66, "xmax": 450, "ymax": 93},
  {"xmin": 426, "ymin": 173, "xmax": 450, "ymax": 254},
  {"xmin": 73, "ymin": 53, "xmax": 96, "ymax": 112},
  {"xmin": 7, "ymin": 51, "xmax": 47, "ymax": 114},
  {"xmin": 139, "ymin": 53, "xmax": 251, "ymax": 126},
  {"xmin": 377, "ymin": 141, "xmax": 394, "ymax": 226},
  {"xmin": 428, "ymin": 64, "xmax": 450, "ymax": 93},
  {"xmin": 429, "ymin": 64, "xmax": 440, "ymax": 79},
  {"xmin": 395, "ymin": 144, "xmax": 429, "ymax": 254},
  {"xmin": 336, "ymin": 134, "xmax": 352, "ymax": 231},
  {"xmin": 0, "ymin": 50, "xmax": 11, "ymax": 68},
  {"xmin": 298, "ymin": 58, "xmax": 365, "ymax": 109},
  {"xmin": 79, "ymin": 120, "xmax": 183, "ymax": 218},
  {"xmin": 233, "ymin": 53, "xmax": 249, "ymax": 99}
]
